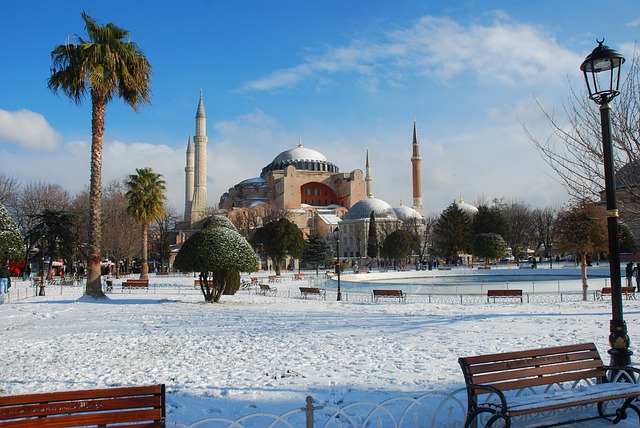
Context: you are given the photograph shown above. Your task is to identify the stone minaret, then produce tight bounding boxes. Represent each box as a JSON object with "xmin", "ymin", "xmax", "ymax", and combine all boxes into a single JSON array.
[
  {"xmin": 189, "ymin": 91, "xmax": 209, "ymax": 223},
  {"xmin": 183, "ymin": 134, "xmax": 194, "ymax": 223},
  {"xmin": 365, "ymin": 148, "xmax": 373, "ymax": 198},
  {"xmin": 411, "ymin": 118, "xmax": 424, "ymax": 215}
]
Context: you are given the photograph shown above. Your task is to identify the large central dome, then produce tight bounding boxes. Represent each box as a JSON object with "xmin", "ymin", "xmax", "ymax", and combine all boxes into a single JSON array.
[
  {"xmin": 261, "ymin": 140, "xmax": 339, "ymax": 178},
  {"xmin": 272, "ymin": 146, "xmax": 327, "ymax": 163}
]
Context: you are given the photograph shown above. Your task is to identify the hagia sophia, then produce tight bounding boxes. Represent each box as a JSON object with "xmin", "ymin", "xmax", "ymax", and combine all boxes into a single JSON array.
[{"xmin": 173, "ymin": 93, "xmax": 476, "ymax": 267}]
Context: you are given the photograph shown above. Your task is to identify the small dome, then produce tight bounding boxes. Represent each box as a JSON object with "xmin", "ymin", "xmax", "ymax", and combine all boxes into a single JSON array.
[
  {"xmin": 394, "ymin": 205, "xmax": 423, "ymax": 222},
  {"xmin": 458, "ymin": 196, "xmax": 478, "ymax": 216},
  {"xmin": 344, "ymin": 198, "xmax": 397, "ymax": 221}
]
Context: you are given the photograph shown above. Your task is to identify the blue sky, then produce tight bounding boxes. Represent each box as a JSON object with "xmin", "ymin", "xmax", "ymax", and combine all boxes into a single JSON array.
[{"xmin": 1, "ymin": 1, "xmax": 638, "ymax": 216}]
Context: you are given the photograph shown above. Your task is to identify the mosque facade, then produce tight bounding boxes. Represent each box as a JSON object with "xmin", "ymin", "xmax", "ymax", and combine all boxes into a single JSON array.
[{"xmin": 180, "ymin": 93, "xmax": 429, "ymax": 267}]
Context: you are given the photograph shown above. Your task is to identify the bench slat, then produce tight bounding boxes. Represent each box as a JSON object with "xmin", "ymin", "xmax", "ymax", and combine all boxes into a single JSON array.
[
  {"xmin": 466, "ymin": 348, "xmax": 602, "ymax": 376},
  {"xmin": 0, "ymin": 396, "xmax": 162, "ymax": 418},
  {"xmin": 3, "ymin": 409, "xmax": 164, "ymax": 428},
  {"xmin": 487, "ymin": 289, "xmax": 522, "ymax": 296},
  {"xmin": 482, "ymin": 368, "xmax": 607, "ymax": 394},
  {"xmin": 0, "ymin": 385, "xmax": 163, "ymax": 406},
  {"xmin": 472, "ymin": 359, "xmax": 604, "ymax": 386},
  {"xmin": 0, "ymin": 385, "xmax": 165, "ymax": 427},
  {"xmin": 460, "ymin": 343, "xmax": 598, "ymax": 366},
  {"xmin": 373, "ymin": 289, "xmax": 403, "ymax": 296}
]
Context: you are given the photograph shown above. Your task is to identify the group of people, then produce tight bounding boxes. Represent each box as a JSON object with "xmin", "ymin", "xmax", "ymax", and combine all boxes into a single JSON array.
[{"xmin": 625, "ymin": 262, "xmax": 640, "ymax": 291}]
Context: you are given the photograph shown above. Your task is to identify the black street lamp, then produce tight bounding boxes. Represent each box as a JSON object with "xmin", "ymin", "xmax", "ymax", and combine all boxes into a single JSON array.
[
  {"xmin": 333, "ymin": 226, "xmax": 342, "ymax": 301},
  {"xmin": 580, "ymin": 39, "xmax": 631, "ymax": 367}
]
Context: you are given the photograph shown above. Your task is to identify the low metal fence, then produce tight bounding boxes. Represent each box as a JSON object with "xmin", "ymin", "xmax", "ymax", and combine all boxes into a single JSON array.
[{"xmin": 167, "ymin": 388, "xmax": 469, "ymax": 428}]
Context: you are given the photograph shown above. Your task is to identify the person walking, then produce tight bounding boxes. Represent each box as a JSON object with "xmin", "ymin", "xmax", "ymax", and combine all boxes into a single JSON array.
[
  {"xmin": 0, "ymin": 263, "xmax": 10, "ymax": 294},
  {"xmin": 635, "ymin": 263, "xmax": 640, "ymax": 293},
  {"xmin": 625, "ymin": 262, "xmax": 634, "ymax": 287}
]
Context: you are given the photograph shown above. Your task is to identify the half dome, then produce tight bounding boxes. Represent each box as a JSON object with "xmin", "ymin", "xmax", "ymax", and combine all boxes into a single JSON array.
[{"xmin": 394, "ymin": 205, "xmax": 423, "ymax": 222}]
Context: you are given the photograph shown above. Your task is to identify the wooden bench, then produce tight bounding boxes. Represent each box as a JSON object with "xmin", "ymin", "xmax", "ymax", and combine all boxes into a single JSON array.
[
  {"xmin": 299, "ymin": 287, "xmax": 326, "ymax": 299},
  {"xmin": 487, "ymin": 289, "xmax": 523, "ymax": 302},
  {"xmin": 458, "ymin": 343, "xmax": 640, "ymax": 427},
  {"xmin": 268, "ymin": 275, "xmax": 283, "ymax": 283},
  {"xmin": 122, "ymin": 279, "xmax": 149, "ymax": 289},
  {"xmin": 259, "ymin": 283, "xmax": 277, "ymax": 296},
  {"xmin": 294, "ymin": 273, "xmax": 305, "ymax": 280},
  {"xmin": 0, "ymin": 384, "xmax": 166, "ymax": 427},
  {"xmin": 597, "ymin": 286, "xmax": 637, "ymax": 300},
  {"xmin": 372, "ymin": 289, "xmax": 405, "ymax": 302}
]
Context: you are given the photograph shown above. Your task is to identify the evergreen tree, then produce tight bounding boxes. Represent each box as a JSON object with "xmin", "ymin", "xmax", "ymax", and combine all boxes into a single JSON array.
[
  {"xmin": 471, "ymin": 233, "xmax": 507, "ymax": 262},
  {"xmin": 619, "ymin": 223, "xmax": 638, "ymax": 254},
  {"xmin": 0, "ymin": 203, "xmax": 23, "ymax": 262},
  {"xmin": 380, "ymin": 229, "xmax": 419, "ymax": 268},
  {"xmin": 26, "ymin": 209, "xmax": 76, "ymax": 266},
  {"xmin": 367, "ymin": 211, "xmax": 379, "ymax": 260},
  {"xmin": 250, "ymin": 218, "xmax": 305, "ymax": 276},
  {"xmin": 174, "ymin": 215, "xmax": 258, "ymax": 303},
  {"xmin": 470, "ymin": 205, "xmax": 510, "ymax": 240},
  {"xmin": 432, "ymin": 202, "xmax": 469, "ymax": 263},
  {"xmin": 301, "ymin": 231, "xmax": 333, "ymax": 275}
]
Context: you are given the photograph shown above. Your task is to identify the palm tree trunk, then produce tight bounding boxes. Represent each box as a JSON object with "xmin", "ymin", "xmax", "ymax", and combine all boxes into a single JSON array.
[
  {"xmin": 140, "ymin": 223, "xmax": 149, "ymax": 280},
  {"xmin": 86, "ymin": 94, "xmax": 106, "ymax": 298}
]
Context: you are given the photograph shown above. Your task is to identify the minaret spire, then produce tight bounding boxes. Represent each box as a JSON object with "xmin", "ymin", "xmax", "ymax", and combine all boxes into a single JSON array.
[
  {"xmin": 365, "ymin": 148, "xmax": 373, "ymax": 198},
  {"xmin": 184, "ymin": 133, "xmax": 194, "ymax": 222},
  {"xmin": 190, "ymin": 91, "xmax": 209, "ymax": 224},
  {"xmin": 411, "ymin": 117, "xmax": 424, "ymax": 215}
]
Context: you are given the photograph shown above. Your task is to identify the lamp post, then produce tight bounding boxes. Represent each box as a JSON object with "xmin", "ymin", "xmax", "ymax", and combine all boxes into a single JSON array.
[
  {"xmin": 333, "ymin": 226, "xmax": 342, "ymax": 301},
  {"xmin": 580, "ymin": 39, "xmax": 631, "ymax": 367}
]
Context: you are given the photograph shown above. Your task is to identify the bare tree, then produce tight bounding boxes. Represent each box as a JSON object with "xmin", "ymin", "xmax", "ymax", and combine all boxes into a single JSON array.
[
  {"xmin": 229, "ymin": 207, "xmax": 263, "ymax": 240},
  {"xmin": 524, "ymin": 51, "xmax": 640, "ymax": 218},
  {"xmin": 14, "ymin": 182, "xmax": 72, "ymax": 273},
  {"xmin": 102, "ymin": 181, "xmax": 141, "ymax": 277},
  {"xmin": 0, "ymin": 173, "xmax": 20, "ymax": 210},
  {"xmin": 69, "ymin": 189, "xmax": 90, "ymax": 274},
  {"xmin": 498, "ymin": 199, "xmax": 535, "ymax": 264},
  {"xmin": 350, "ymin": 221, "xmax": 366, "ymax": 265},
  {"xmin": 151, "ymin": 204, "xmax": 178, "ymax": 272},
  {"xmin": 532, "ymin": 205, "xmax": 560, "ymax": 268}
]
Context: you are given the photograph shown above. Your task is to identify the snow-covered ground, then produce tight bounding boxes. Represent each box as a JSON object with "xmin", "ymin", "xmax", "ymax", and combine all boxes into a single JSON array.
[{"xmin": 1, "ymin": 267, "xmax": 639, "ymax": 426}]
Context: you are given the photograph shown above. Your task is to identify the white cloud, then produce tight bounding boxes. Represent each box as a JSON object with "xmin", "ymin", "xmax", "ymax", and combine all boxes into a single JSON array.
[
  {"xmin": 0, "ymin": 109, "xmax": 61, "ymax": 150},
  {"xmin": 241, "ymin": 14, "xmax": 581, "ymax": 93}
]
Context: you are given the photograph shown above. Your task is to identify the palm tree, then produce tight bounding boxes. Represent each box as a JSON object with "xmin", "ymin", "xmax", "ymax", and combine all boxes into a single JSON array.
[
  {"xmin": 48, "ymin": 12, "xmax": 152, "ymax": 297},
  {"xmin": 126, "ymin": 168, "xmax": 166, "ymax": 280}
]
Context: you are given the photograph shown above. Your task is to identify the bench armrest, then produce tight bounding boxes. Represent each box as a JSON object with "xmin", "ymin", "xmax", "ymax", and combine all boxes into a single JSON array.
[{"xmin": 466, "ymin": 383, "xmax": 509, "ymax": 410}]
